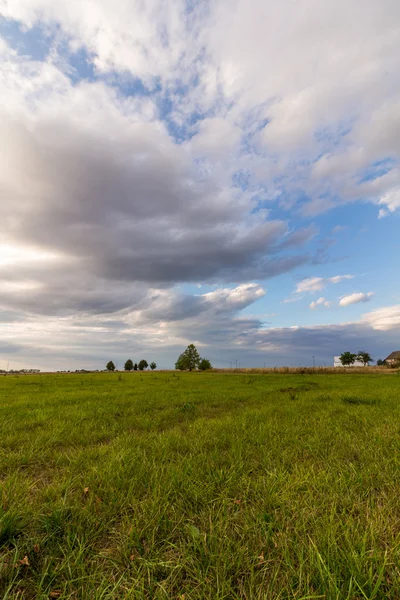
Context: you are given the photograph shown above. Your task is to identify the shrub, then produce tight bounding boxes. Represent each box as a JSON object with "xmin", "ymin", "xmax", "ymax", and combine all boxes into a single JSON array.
[{"xmin": 199, "ymin": 358, "xmax": 212, "ymax": 371}]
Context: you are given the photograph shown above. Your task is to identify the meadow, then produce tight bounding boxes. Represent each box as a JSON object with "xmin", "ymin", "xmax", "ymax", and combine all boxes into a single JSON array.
[{"xmin": 0, "ymin": 370, "xmax": 400, "ymax": 599}]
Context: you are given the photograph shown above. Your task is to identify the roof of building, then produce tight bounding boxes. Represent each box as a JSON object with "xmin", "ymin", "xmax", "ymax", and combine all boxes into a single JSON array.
[{"xmin": 384, "ymin": 351, "xmax": 400, "ymax": 361}]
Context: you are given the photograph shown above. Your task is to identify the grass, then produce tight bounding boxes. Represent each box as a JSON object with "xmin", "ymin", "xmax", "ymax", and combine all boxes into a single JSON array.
[{"xmin": 0, "ymin": 370, "xmax": 400, "ymax": 599}]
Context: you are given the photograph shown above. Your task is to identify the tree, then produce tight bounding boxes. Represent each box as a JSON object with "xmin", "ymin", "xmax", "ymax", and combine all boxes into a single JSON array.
[
  {"xmin": 149, "ymin": 362, "xmax": 157, "ymax": 370},
  {"xmin": 138, "ymin": 359, "xmax": 148, "ymax": 371},
  {"xmin": 357, "ymin": 351, "xmax": 373, "ymax": 366},
  {"xmin": 198, "ymin": 358, "xmax": 212, "ymax": 371},
  {"xmin": 124, "ymin": 359, "xmax": 134, "ymax": 371},
  {"xmin": 339, "ymin": 352, "xmax": 357, "ymax": 366},
  {"xmin": 175, "ymin": 344, "xmax": 201, "ymax": 371},
  {"xmin": 106, "ymin": 361, "xmax": 116, "ymax": 372},
  {"xmin": 133, "ymin": 363, "xmax": 138, "ymax": 371},
  {"xmin": 376, "ymin": 359, "xmax": 386, "ymax": 366}
]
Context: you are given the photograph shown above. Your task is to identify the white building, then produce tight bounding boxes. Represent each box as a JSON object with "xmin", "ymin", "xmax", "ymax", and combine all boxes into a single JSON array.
[{"xmin": 333, "ymin": 356, "xmax": 364, "ymax": 367}]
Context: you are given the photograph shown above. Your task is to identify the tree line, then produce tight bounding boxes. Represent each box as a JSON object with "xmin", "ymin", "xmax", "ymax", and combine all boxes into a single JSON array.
[
  {"xmin": 106, "ymin": 359, "xmax": 156, "ymax": 371},
  {"xmin": 105, "ymin": 345, "xmax": 212, "ymax": 372},
  {"xmin": 339, "ymin": 351, "xmax": 372, "ymax": 366}
]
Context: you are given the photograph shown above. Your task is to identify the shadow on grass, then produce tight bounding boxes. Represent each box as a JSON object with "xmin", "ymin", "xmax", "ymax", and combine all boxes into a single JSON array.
[
  {"xmin": 0, "ymin": 512, "xmax": 26, "ymax": 547},
  {"xmin": 341, "ymin": 396, "xmax": 379, "ymax": 406}
]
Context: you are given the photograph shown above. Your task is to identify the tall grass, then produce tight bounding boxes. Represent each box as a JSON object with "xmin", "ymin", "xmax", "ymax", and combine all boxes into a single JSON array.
[{"xmin": 0, "ymin": 371, "xmax": 400, "ymax": 598}]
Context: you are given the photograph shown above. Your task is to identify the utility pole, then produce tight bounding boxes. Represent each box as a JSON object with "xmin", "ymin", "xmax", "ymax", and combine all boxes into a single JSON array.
[
  {"xmin": 235, "ymin": 359, "xmax": 238, "ymax": 369},
  {"xmin": 312, "ymin": 356, "xmax": 315, "ymax": 368}
]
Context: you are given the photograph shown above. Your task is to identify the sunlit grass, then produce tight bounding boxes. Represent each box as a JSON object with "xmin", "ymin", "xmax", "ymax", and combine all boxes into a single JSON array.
[{"xmin": 1, "ymin": 371, "xmax": 400, "ymax": 598}]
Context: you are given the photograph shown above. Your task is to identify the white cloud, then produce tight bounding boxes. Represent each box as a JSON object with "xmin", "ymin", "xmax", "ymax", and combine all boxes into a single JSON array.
[
  {"xmin": 296, "ymin": 274, "xmax": 354, "ymax": 294},
  {"xmin": 339, "ymin": 292, "xmax": 374, "ymax": 307},
  {"xmin": 361, "ymin": 305, "xmax": 400, "ymax": 330},
  {"xmin": 329, "ymin": 275, "xmax": 354, "ymax": 284},
  {"xmin": 331, "ymin": 225, "xmax": 348, "ymax": 234},
  {"xmin": 296, "ymin": 277, "xmax": 325, "ymax": 293},
  {"xmin": 309, "ymin": 297, "xmax": 331, "ymax": 309},
  {"xmin": 190, "ymin": 118, "xmax": 242, "ymax": 157},
  {"xmin": 202, "ymin": 283, "xmax": 266, "ymax": 311},
  {"xmin": 378, "ymin": 187, "xmax": 400, "ymax": 218},
  {"xmin": 282, "ymin": 296, "xmax": 303, "ymax": 304}
]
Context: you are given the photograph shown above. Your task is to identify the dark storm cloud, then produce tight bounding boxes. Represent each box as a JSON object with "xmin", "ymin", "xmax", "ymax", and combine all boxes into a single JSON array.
[{"xmin": 0, "ymin": 116, "xmax": 311, "ymax": 315}]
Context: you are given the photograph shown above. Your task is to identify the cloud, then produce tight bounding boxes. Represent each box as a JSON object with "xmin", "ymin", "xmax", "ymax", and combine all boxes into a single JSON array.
[
  {"xmin": 309, "ymin": 297, "xmax": 331, "ymax": 309},
  {"xmin": 296, "ymin": 277, "xmax": 326, "ymax": 293},
  {"xmin": 190, "ymin": 118, "xmax": 242, "ymax": 156},
  {"xmin": 282, "ymin": 296, "xmax": 303, "ymax": 304},
  {"xmin": 378, "ymin": 187, "xmax": 400, "ymax": 218},
  {"xmin": 296, "ymin": 274, "xmax": 353, "ymax": 294},
  {"xmin": 339, "ymin": 292, "xmax": 374, "ymax": 307},
  {"xmin": 0, "ymin": 45, "xmax": 313, "ymax": 316},
  {"xmin": 137, "ymin": 283, "xmax": 266, "ymax": 323},
  {"xmin": 0, "ymin": 0, "xmax": 399, "ymax": 370},
  {"xmin": 331, "ymin": 225, "xmax": 348, "ymax": 234},
  {"xmin": 2, "ymin": 293, "xmax": 399, "ymax": 370},
  {"xmin": 329, "ymin": 275, "xmax": 354, "ymax": 284},
  {"xmin": 360, "ymin": 305, "xmax": 400, "ymax": 330},
  {"xmin": 1, "ymin": 0, "xmax": 399, "ymax": 220}
]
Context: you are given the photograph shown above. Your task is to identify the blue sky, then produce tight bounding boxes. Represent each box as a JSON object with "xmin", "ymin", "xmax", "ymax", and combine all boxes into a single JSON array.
[{"xmin": 0, "ymin": 0, "xmax": 399, "ymax": 370}]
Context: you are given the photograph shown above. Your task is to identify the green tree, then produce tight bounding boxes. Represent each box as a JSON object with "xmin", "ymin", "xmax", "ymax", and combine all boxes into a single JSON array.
[
  {"xmin": 376, "ymin": 359, "xmax": 385, "ymax": 366},
  {"xmin": 339, "ymin": 352, "xmax": 357, "ymax": 366},
  {"xmin": 357, "ymin": 351, "xmax": 373, "ymax": 366},
  {"xmin": 133, "ymin": 363, "xmax": 138, "ymax": 371},
  {"xmin": 149, "ymin": 362, "xmax": 157, "ymax": 370},
  {"xmin": 106, "ymin": 361, "xmax": 116, "ymax": 372},
  {"xmin": 175, "ymin": 344, "xmax": 201, "ymax": 371},
  {"xmin": 138, "ymin": 359, "xmax": 148, "ymax": 371},
  {"xmin": 124, "ymin": 359, "xmax": 134, "ymax": 371},
  {"xmin": 198, "ymin": 358, "xmax": 212, "ymax": 371}
]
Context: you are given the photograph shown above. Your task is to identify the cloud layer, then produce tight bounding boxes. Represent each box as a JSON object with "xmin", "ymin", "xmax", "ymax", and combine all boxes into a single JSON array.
[
  {"xmin": 2, "ymin": 290, "xmax": 399, "ymax": 370},
  {"xmin": 0, "ymin": 0, "xmax": 399, "ymax": 368},
  {"xmin": 0, "ymin": 41, "xmax": 313, "ymax": 317}
]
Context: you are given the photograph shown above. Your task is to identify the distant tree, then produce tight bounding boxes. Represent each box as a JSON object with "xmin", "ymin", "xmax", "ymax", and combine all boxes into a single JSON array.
[
  {"xmin": 339, "ymin": 352, "xmax": 357, "ymax": 366},
  {"xmin": 133, "ymin": 363, "xmax": 138, "ymax": 371},
  {"xmin": 175, "ymin": 354, "xmax": 187, "ymax": 371},
  {"xmin": 149, "ymin": 362, "xmax": 157, "ymax": 370},
  {"xmin": 124, "ymin": 359, "xmax": 134, "ymax": 371},
  {"xmin": 376, "ymin": 359, "xmax": 386, "ymax": 366},
  {"xmin": 198, "ymin": 358, "xmax": 212, "ymax": 371},
  {"xmin": 106, "ymin": 361, "xmax": 116, "ymax": 372},
  {"xmin": 357, "ymin": 351, "xmax": 373, "ymax": 366},
  {"xmin": 138, "ymin": 359, "xmax": 148, "ymax": 371},
  {"xmin": 175, "ymin": 344, "xmax": 201, "ymax": 371}
]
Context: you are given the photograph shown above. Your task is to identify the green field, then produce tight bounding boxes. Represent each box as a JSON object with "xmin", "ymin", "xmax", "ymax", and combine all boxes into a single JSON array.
[{"xmin": 1, "ymin": 371, "xmax": 400, "ymax": 599}]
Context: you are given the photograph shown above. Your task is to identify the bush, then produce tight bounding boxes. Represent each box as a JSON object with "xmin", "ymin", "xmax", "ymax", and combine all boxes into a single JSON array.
[{"xmin": 199, "ymin": 358, "xmax": 212, "ymax": 371}]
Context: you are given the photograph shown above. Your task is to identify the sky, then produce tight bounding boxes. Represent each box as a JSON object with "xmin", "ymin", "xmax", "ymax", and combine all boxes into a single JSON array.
[{"xmin": 0, "ymin": 0, "xmax": 399, "ymax": 371}]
